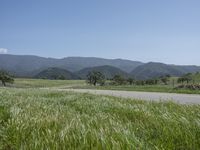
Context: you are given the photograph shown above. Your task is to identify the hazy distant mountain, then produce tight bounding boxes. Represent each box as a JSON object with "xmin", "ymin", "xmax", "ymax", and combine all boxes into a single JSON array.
[
  {"xmin": 76, "ymin": 65, "xmax": 130, "ymax": 79},
  {"xmin": 0, "ymin": 54, "xmax": 143, "ymax": 76},
  {"xmin": 61, "ymin": 57, "xmax": 143, "ymax": 73},
  {"xmin": 34, "ymin": 67, "xmax": 79, "ymax": 80},
  {"xmin": 1, "ymin": 54, "xmax": 200, "ymax": 79},
  {"xmin": 130, "ymin": 62, "xmax": 200, "ymax": 79},
  {"xmin": 0, "ymin": 54, "xmax": 59, "ymax": 77}
]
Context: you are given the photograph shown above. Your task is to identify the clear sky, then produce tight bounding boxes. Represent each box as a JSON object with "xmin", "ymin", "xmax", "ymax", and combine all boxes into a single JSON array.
[{"xmin": 0, "ymin": 0, "xmax": 200, "ymax": 65}]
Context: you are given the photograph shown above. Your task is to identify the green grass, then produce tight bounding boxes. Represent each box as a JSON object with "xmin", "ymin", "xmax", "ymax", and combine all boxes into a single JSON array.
[
  {"xmin": 0, "ymin": 88, "xmax": 199, "ymax": 149},
  {"xmin": 2, "ymin": 78, "xmax": 199, "ymax": 94},
  {"xmin": 73, "ymin": 84, "xmax": 174, "ymax": 92},
  {"xmin": 72, "ymin": 84, "xmax": 200, "ymax": 94},
  {"xmin": 11, "ymin": 78, "xmax": 85, "ymax": 88}
]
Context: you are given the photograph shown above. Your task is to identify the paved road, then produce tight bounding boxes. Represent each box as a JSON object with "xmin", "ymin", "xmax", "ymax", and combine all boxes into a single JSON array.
[{"xmin": 58, "ymin": 89, "xmax": 200, "ymax": 104}]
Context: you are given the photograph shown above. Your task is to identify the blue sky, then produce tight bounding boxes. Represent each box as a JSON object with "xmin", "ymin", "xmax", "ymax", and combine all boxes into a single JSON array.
[{"xmin": 0, "ymin": 0, "xmax": 200, "ymax": 65}]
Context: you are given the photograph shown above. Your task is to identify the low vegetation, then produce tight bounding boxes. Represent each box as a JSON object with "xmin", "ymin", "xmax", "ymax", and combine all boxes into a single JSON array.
[
  {"xmin": 175, "ymin": 84, "xmax": 200, "ymax": 90},
  {"xmin": 81, "ymin": 71, "xmax": 200, "ymax": 94},
  {"xmin": 10, "ymin": 78, "xmax": 85, "ymax": 88},
  {"xmin": 0, "ymin": 88, "xmax": 199, "ymax": 149}
]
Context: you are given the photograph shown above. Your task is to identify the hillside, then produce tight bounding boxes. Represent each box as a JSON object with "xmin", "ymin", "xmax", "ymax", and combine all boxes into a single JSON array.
[
  {"xmin": 61, "ymin": 57, "xmax": 143, "ymax": 73},
  {"xmin": 0, "ymin": 54, "xmax": 143, "ymax": 77},
  {"xmin": 1, "ymin": 54, "xmax": 200, "ymax": 79},
  {"xmin": 131, "ymin": 62, "xmax": 200, "ymax": 80},
  {"xmin": 76, "ymin": 65, "xmax": 130, "ymax": 79},
  {"xmin": 34, "ymin": 67, "xmax": 79, "ymax": 80}
]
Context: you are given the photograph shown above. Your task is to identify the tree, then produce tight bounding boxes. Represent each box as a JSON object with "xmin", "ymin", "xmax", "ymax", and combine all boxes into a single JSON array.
[
  {"xmin": 135, "ymin": 80, "xmax": 145, "ymax": 85},
  {"xmin": 112, "ymin": 75, "xmax": 126, "ymax": 85},
  {"xmin": 145, "ymin": 79, "xmax": 158, "ymax": 85},
  {"xmin": 127, "ymin": 78, "xmax": 135, "ymax": 85},
  {"xmin": 86, "ymin": 71, "xmax": 105, "ymax": 86},
  {"xmin": 178, "ymin": 76, "xmax": 192, "ymax": 84},
  {"xmin": 58, "ymin": 75, "xmax": 66, "ymax": 80},
  {"xmin": 177, "ymin": 77, "xmax": 184, "ymax": 84},
  {"xmin": 183, "ymin": 74, "xmax": 192, "ymax": 84},
  {"xmin": 160, "ymin": 75, "xmax": 169, "ymax": 85},
  {"xmin": 161, "ymin": 77, "xmax": 169, "ymax": 85},
  {"xmin": 0, "ymin": 70, "xmax": 14, "ymax": 86}
]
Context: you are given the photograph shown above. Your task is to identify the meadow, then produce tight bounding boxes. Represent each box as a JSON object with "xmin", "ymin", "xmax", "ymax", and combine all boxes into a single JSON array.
[
  {"xmin": 0, "ymin": 86, "xmax": 200, "ymax": 149},
  {"xmin": 10, "ymin": 78, "xmax": 200, "ymax": 94},
  {"xmin": 12, "ymin": 78, "xmax": 85, "ymax": 88},
  {"xmin": 74, "ymin": 84, "xmax": 200, "ymax": 94}
]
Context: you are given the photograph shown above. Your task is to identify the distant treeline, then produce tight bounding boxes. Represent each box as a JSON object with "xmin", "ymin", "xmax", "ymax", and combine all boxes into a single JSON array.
[{"xmin": 86, "ymin": 71, "xmax": 200, "ymax": 87}]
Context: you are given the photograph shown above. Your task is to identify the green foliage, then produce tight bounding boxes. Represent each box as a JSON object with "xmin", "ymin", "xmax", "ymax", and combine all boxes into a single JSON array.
[
  {"xmin": 177, "ymin": 72, "xmax": 200, "ymax": 84},
  {"xmin": 145, "ymin": 79, "xmax": 158, "ymax": 85},
  {"xmin": 112, "ymin": 75, "xmax": 126, "ymax": 85},
  {"xmin": 127, "ymin": 77, "xmax": 135, "ymax": 85},
  {"xmin": 135, "ymin": 80, "xmax": 145, "ymax": 85},
  {"xmin": 177, "ymin": 77, "xmax": 190, "ymax": 84},
  {"xmin": 87, "ymin": 71, "xmax": 105, "ymax": 86},
  {"xmin": 58, "ymin": 75, "xmax": 66, "ymax": 80},
  {"xmin": 0, "ymin": 88, "xmax": 199, "ymax": 149},
  {"xmin": 175, "ymin": 72, "xmax": 200, "ymax": 90},
  {"xmin": 175, "ymin": 84, "xmax": 200, "ymax": 90},
  {"xmin": 160, "ymin": 75, "xmax": 170, "ymax": 85},
  {"xmin": 0, "ymin": 70, "xmax": 14, "ymax": 86}
]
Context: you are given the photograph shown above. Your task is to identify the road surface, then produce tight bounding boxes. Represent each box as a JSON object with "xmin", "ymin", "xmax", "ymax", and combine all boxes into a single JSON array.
[{"xmin": 58, "ymin": 89, "xmax": 200, "ymax": 104}]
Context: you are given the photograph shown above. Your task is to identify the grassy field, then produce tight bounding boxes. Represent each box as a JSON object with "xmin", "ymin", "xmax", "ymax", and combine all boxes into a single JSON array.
[
  {"xmin": 0, "ymin": 87, "xmax": 200, "ymax": 149},
  {"xmin": 11, "ymin": 78, "xmax": 85, "ymax": 88},
  {"xmin": 72, "ymin": 84, "xmax": 200, "ymax": 94},
  {"xmin": 69, "ymin": 76, "xmax": 200, "ymax": 94},
  {"xmin": 0, "ymin": 78, "xmax": 199, "ymax": 95}
]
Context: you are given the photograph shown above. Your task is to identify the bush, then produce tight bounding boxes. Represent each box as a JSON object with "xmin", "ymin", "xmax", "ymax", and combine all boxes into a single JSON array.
[{"xmin": 174, "ymin": 84, "xmax": 200, "ymax": 90}]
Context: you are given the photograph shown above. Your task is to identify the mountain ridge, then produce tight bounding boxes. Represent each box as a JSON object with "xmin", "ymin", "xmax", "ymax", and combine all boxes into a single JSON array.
[
  {"xmin": 0, "ymin": 54, "xmax": 200, "ymax": 79},
  {"xmin": 0, "ymin": 54, "xmax": 143, "ymax": 76}
]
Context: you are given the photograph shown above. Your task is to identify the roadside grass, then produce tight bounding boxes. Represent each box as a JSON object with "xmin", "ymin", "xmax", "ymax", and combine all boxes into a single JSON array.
[
  {"xmin": 72, "ymin": 84, "xmax": 200, "ymax": 94},
  {"xmin": 0, "ymin": 88, "xmax": 199, "ymax": 149},
  {"xmin": 1, "ymin": 78, "xmax": 200, "ymax": 94}
]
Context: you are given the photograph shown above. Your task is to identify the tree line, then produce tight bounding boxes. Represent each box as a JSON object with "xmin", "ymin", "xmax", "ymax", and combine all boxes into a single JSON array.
[{"xmin": 86, "ymin": 71, "xmax": 171, "ymax": 86}]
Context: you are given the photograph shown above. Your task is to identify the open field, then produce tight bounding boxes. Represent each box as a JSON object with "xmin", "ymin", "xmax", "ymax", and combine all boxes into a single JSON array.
[
  {"xmin": 0, "ymin": 88, "xmax": 200, "ymax": 149},
  {"xmin": 1, "ymin": 78, "xmax": 199, "ymax": 94},
  {"xmin": 11, "ymin": 78, "xmax": 85, "ymax": 88},
  {"xmin": 72, "ymin": 84, "xmax": 200, "ymax": 94}
]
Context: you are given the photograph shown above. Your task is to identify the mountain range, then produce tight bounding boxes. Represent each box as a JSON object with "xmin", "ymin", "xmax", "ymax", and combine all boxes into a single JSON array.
[{"xmin": 0, "ymin": 54, "xmax": 200, "ymax": 80}]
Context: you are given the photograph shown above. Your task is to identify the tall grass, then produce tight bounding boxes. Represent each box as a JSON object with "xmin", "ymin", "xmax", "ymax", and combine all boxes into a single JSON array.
[{"xmin": 0, "ymin": 88, "xmax": 199, "ymax": 149}]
